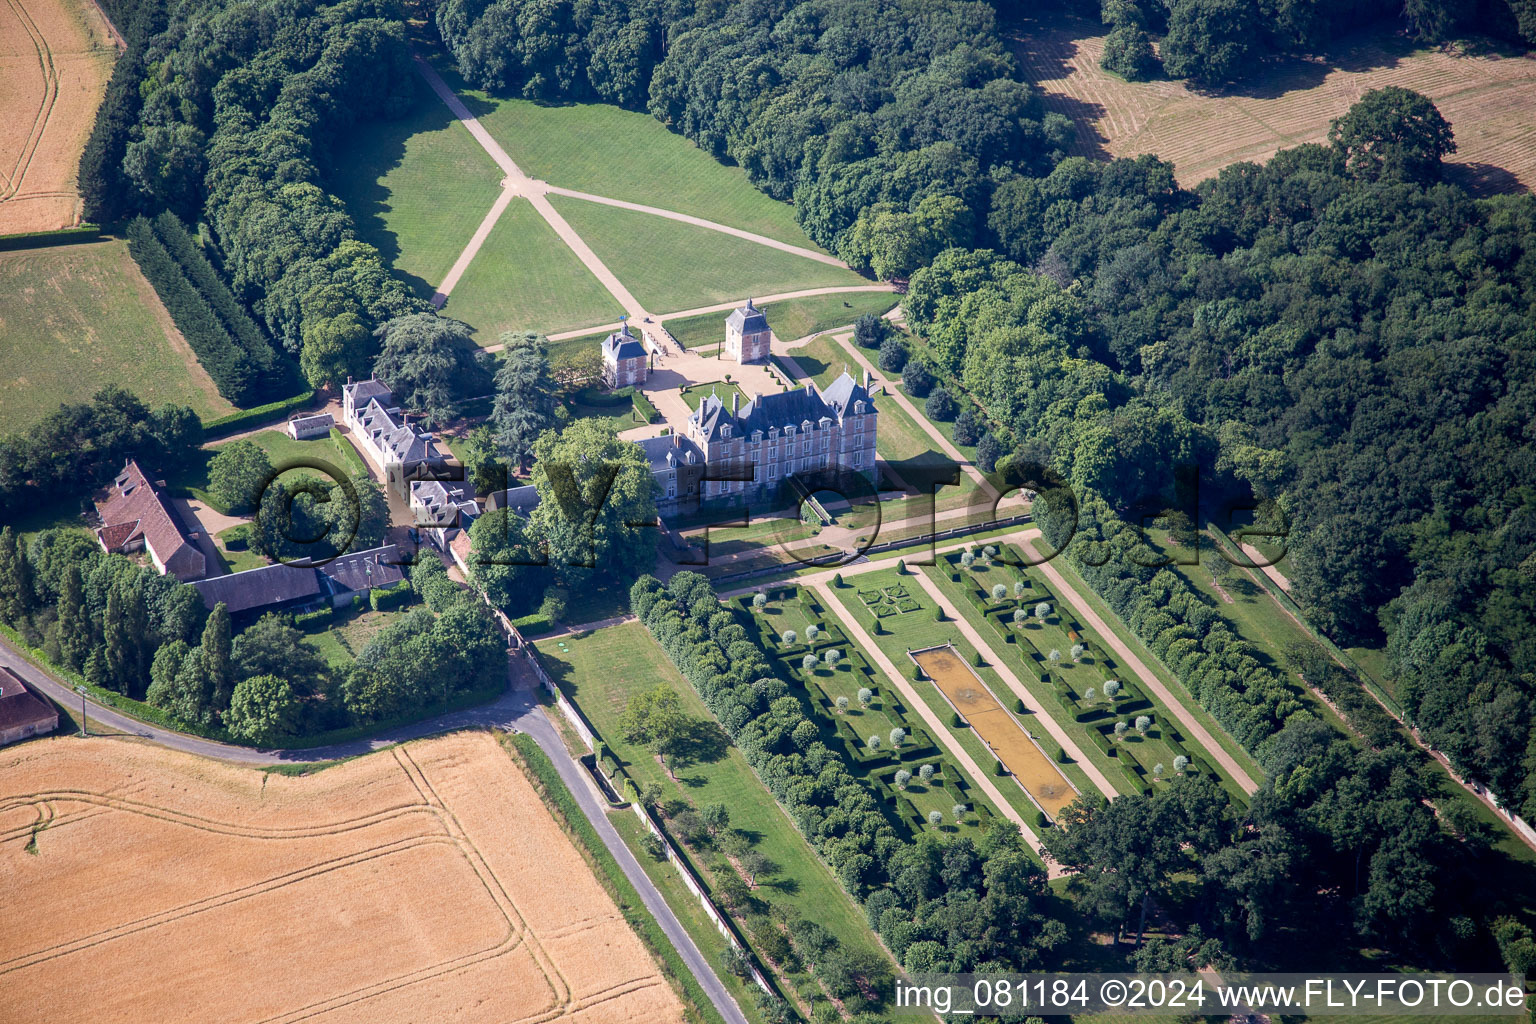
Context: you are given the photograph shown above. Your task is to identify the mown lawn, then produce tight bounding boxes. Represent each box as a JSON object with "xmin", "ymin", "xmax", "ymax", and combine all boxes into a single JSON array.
[
  {"xmin": 329, "ymin": 92, "xmax": 503, "ymax": 301},
  {"xmin": 664, "ymin": 291, "xmax": 897, "ymax": 350},
  {"xmin": 534, "ymin": 622, "xmax": 892, "ymax": 977},
  {"xmin": 549, "ymin": 196, "xmax": 868, "ymax": 315},
  {"xmin": 467, "ymin": 95, "xmax": 818, "ymax": 247},
  {"xmin": 444, "ymin": 199, "xmax": 622, "ymax": 342},
  {"xmin": 0, "ymin": 240, "xmax": 237, "ymax": 433}
]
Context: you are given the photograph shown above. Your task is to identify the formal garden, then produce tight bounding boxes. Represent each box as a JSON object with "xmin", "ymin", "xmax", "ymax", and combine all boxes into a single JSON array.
[
  {"xmin": 737, "ymin": 586, "xmax": 997, "ymax": 836},
  {"xmin": 927, "ymin": 542, "xmax": 1239, "ymax": 800},
  {"xmin": 818, "ymin": 566, "xmax": 1093, "ymax": 831}
]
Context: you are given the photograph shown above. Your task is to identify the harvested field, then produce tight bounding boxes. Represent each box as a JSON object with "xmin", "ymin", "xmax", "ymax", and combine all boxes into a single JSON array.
[
  {"xmin": 0, "ymin": 0, "xmax": 119, "ymax": 234},
  {"xmin": 0, "ymin": 732, "xmax": 683, "ymax": 1024},
  {"xmin": 1012, "ymin": 14, "xmax": 1536, "ymax": 193},
  {"xmin": 913, "ymin": 644, "xmax": 1079, "ymax": 818}
]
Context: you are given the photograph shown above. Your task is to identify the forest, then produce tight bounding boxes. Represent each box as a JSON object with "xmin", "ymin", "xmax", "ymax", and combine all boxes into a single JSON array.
[
  {"xmin": 1079, "ymin": 0, "xmax": 1536, "ymax": 84},
  {"xmin": 0, "ymin": 523, "xmax": 506, "ymax": 743},
  {"xmin": 898, "ymin": 87, "xmax": 1536, "ymax": 824},
  {"xmin": 78, "ymin": 0, "xmax": 428, "ymax": 391}
]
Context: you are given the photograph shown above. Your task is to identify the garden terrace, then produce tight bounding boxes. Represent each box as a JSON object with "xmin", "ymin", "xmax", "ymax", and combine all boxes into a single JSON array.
[
  {"xmin": 735, "ymin": 587, "xmax": 999, "ymax": 838},
  {"xmin": 911, "ymin": 643, "xmax": 1078, "ymax": 820},
  {"xmin": 927, "ymin": 542, "xmax": 1244, "ymax": 801},
  {"xmin": 823, "ymin": 564, "xmax": 1097, "ymax": 825}
]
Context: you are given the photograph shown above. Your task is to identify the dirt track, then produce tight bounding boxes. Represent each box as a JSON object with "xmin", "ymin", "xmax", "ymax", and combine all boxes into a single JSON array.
[
  {"xmin": 0, "ymin": 732, "xmax": 683, "ymax": 1024},
  {"xmin": 0, "ymin": 0, "xmax": 117, "ymax": 234}
]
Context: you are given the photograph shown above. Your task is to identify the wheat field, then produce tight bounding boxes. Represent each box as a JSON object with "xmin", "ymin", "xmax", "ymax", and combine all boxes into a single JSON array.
[{"xmin": 0, "ymin": 732, "xmax": 682, "ymax": 1024}]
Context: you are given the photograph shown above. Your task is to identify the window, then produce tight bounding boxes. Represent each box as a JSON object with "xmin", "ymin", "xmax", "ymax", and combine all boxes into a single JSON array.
[
  {"xmin": 752, "ymin": 450, "xmax": 760, "ymax": 462},
  {"xmin": 853, "ymin": 451, "xmax": 862, "ymax": 468},
  {"xmin": 802, "ymin": 440, "xmax": 811, "ymax": 454}
]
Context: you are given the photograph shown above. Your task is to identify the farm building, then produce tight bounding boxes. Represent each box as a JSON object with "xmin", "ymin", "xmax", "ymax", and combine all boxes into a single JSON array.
[
  {"xmin": 286, "ymin": 413, "xmax": 334, "ymax": 440},
  {"xmin": 94, "ymin": 460, "xmax": 206, "ymax": 581},
  {"xmin": 191, "ymin": 545, "xmax": 409, "ymax": 616},
  {"xmin": 191, "ymin": 561, "xmax": 324, "ymax": 617},
  {"xmin": 601, "ymin": 324, "xmax": 649, "ymax": 388},
  {"xmin": 0, "ymin": 667, "xmax": 58, "ymax": 746},
  {"xmin": 724, "ymin": 298, "xmax": 772, "ymax": 364}
]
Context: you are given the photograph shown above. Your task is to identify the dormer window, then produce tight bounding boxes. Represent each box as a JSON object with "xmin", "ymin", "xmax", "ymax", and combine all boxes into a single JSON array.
[
  {"xmin": 854, "ymin": 400, "xmax": 865, "ymax": 414},
  {"xmin": 751, "ymin": 430, "xmax": 762, "ymax": 442},
  {"xmin": 722, "ymin": 425, "xmax": 731, "ymax": 439}
]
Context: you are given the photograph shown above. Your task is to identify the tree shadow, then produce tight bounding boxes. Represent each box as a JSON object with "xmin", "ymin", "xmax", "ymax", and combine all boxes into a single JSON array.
[
  {"xmin": 1446, "ymin": 161, "xmax": 1529, "ymax": 198},
  {"xmin": 669, "ymin": 716, "xmax": 731, "ymax": 770},
  {"xmin": 762, "ymin": 875, "xmax": 800, "ymax": 897},
  {"xmin": 320, "ymin": 88, "xmax": 485, "ymax": 304}
]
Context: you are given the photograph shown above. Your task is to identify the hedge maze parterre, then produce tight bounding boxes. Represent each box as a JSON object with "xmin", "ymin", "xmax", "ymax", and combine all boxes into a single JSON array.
[
  {"xmin": 935, "ymin": 542, "xmax": 1231, "ymax": 800},
  {"xmin": 741, "ymin": 586, "xmax": 996, "ymax": 835}
]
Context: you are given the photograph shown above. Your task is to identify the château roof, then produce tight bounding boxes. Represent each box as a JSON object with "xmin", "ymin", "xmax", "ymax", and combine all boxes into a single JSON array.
[{"xmin": 725, "ymin": 298, "xmax": 769, "ymax": 335}]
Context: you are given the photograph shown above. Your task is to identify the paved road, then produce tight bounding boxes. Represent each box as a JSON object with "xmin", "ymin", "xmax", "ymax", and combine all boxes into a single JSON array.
[{"xmin": 2, "ymin": 637, "xmax": 749, "ymax": 1024}]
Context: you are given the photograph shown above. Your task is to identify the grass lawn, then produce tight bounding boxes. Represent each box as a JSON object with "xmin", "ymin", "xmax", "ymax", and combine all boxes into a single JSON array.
[
  {"xmin": 300, "ymin": 605, "xmax": 413, "ymax": 669},
  {"xmin": 328, "ymin": 92, "xmax": 503, "ymax": 301},
  {"xmin": 549, "ymin": 196, "xmax": 868, "ymax": 315},
  {"xmin": 0, "ymin": 240, "xmax": 237, "ymax": 433},
  {"xmin": 213, "ymin": 525, "xmax": 266, "ymax": 575},
  {"xmin": 606, "ymin": 811, "xmax": 775, "ymax": 1024},
  {"xmin": 664, "ymin": 291, "xmax": 898, "ymax": 350},
  {"xmin": 443, "ymin": 199, "xmax": 622, "ymax": 342},
  {"xmin": 535, "ymin": 622, "xmax": 893, "ymax": 990},
  {"xmin": 679, "ymin": 380, "xmax": 749, "ymax": 412},
  {"xmin": 170, "ymin": 429, "xmax": 369, "ymax": 511},
  {"xmin": 467, "ymin": 95, "xmax": 817, "ymax": 247},
  {"xmin": 783, "ymin": 334, "xmax": 857, "ymax": 391},
  {"xmin": 231, "ymin": 428, "xmax": 369, "ymax": 480}
]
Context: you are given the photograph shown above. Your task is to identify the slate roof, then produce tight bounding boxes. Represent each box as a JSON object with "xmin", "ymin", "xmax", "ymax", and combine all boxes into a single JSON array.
[
  {"xmin": 344, "ymin": 377, "xmax": 393, "ymax": 408},
  {"xmin": 192, "ymin": 563, "xmax": 323, "ymax": 614},
  {"xmin": 289, "ymin": 412, "xmax": 334, "ymax": 430},
  {"xmin": 736, "ymin": 385, "xmax": 837, "ymax": 437},
  {"xmin": 726, "ymin": 298, "xmax": 769, "ymax": 335},
  {"xmin": 602, "ymin": 324, "xmax": 647, "ymax": 362},
  {"xmin": 636, "ymin": 434, "xmax": 703, "ymax": 471},
  {"xmin": 0, "ymin": 667, "xmax": 57, "ymax": 735},
  {"xmin": 819, "ymin": 372, "xmax": 876, "ymax": 417},
  {"xmin": 94, "ymin": 461, "xmax": 205, "ymax": 579},
  {"xmin": 315, "ymin": 545, "xmax": 407, "ymax": 594},
  {"xmin": 487, "ymin": 484, "xmax": 542, "ymax": 517},
  {"xmin": 411, "ymin": 479, "xmax": 476, "ymax": 526}
]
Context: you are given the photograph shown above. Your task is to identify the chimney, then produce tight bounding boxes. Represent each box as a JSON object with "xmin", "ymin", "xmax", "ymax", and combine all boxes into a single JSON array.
[
  {"xmin": 731, "ymin": 391, "xmax": 740, "ymax": 417},
  {"xmin": 673, "ymin": 432, "xmax": 681, "ymax": 448},
  {"xmin": 346, "ymin": 375, "xmax": 354, "ymax": 386},
  {"xmin": 804, "ymin": 382, "xmax": 814, "ymax": 396},
  {"xmin": 863, "ymin": 368, "xmax": 871, "ymax": 390}
]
